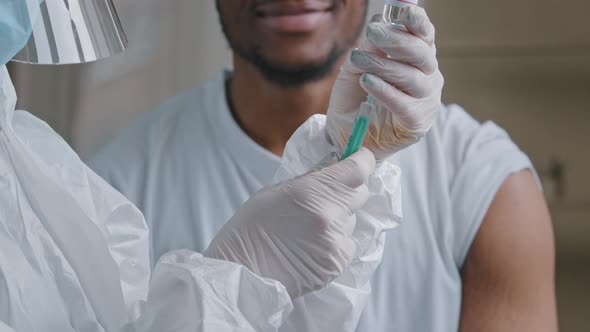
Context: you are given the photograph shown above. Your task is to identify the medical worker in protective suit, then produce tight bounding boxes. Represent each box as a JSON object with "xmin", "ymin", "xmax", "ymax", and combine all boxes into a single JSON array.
[{"xmin": 0, "ymin": 1, "xmax": 406, "ymax": 331}]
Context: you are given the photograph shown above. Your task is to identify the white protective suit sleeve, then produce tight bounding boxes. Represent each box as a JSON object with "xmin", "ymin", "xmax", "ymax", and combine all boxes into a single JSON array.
[
  {"xmin": 273, "ymin": 115, "xmax": 402, "ymax": 332},
  {"xmin": 0, "ymin": 65, "xmax": 292, "ymax": 332},
  {"xmin": 122, "ymin": 251, "xmax": 292, "ymax": 332},
  {"xmin": 0, "ymin": 322, "xmax": 13, "ymax": 332}
]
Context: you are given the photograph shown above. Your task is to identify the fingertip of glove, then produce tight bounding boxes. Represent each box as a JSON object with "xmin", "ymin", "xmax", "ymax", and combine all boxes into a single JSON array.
[
  {"xmin": 359, "ymin": 73, "xmax": 387, "ymax": 98},
  {"xmin": 356, "ymin": 146, "xmax": 375, "ymax": 158},
  {"xmin": 348, "ymin": 147, "xmax": 376, "ymax": 176},
  {"xmin": 401, "ymin": 6, "xmax": 425, "ymax": 26}
]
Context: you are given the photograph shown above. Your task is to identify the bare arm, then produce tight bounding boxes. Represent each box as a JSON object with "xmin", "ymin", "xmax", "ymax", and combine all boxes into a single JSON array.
[{"xmin": 459, "ymin": 170, "xmax": 558, "ymax": 332}]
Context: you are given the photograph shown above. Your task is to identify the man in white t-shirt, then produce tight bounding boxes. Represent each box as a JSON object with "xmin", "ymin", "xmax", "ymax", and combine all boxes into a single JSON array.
[{"xmin": 89, "ymin": 1, "xmax": 557, "ymax": 331}]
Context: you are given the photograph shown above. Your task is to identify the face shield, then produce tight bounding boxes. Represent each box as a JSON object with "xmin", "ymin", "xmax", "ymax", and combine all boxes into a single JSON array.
[{"xmin": 11, "ymin": 0, "xmax": 127, "ymax": 65}]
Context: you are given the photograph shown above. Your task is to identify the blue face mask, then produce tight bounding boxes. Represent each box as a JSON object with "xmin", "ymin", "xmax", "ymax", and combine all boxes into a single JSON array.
[{"xmin": 0, "ymin": 0, "xmax": 33, "ymax": 65}]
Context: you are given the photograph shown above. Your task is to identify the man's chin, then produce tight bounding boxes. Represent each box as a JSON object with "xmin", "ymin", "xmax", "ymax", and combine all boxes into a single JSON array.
[
  {"xmin": 244, "ymin": 48, "xmax": 345, "ymax": 87},
  {"xmin": 260, "ymin": 42, "xmax": 336, "ymax": 66},
  {"xmin": 255, "ymin": 62, "xmax": 338, "ymax": 87}
]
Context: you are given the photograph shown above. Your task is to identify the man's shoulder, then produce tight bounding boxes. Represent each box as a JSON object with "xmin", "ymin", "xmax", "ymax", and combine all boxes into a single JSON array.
[
  {"xmin": 87, "ymin": 73, "xmax": 227, "ymax": 177},
  {"xmin": 432, "ymin": 103, "xmax": 488, "ymax": 139},
  {"xmin": 102, "ymin": 73, "xmax": 225, "ymax": 146},
  {"xmin": 396, "ymin": 102, "xmax": 530, "ymax": 211},
  {"xmin": 398, "ymin": 104, "xmax": 490, "ymax": 162},
  {"xmin": 426, "ymin": 103, "xmax": 515, "ymax": 162},
  {"xmin": 145, "ymin": 72, "xmax": 227, "ymax": 133},
  {"xmin": 384, "ymin": 104, "xmax": 536, "ymax": 282}
]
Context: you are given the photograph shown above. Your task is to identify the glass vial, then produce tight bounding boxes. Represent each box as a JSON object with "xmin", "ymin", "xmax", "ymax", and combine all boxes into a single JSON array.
[{"xmin": 383, "ymin": 0, "xmax": 419, "ymax": 27}]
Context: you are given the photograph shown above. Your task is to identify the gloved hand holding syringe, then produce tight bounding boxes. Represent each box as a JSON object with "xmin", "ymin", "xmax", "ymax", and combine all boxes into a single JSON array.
[{"xmin": 332, "ymin": 0, "xmax": 444, "ymax": 161}]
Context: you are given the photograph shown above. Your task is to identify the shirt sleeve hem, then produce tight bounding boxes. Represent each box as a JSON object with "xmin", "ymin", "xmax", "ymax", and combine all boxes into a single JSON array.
[{"xmin": 453, "ymin": 153, "xmax": 535, "ymax": 267}]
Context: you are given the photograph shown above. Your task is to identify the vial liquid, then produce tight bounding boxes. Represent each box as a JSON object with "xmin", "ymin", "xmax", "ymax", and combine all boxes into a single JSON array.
[{"xmin": 383, "ymin": 0, "xmax": 419, "ymax": 27}]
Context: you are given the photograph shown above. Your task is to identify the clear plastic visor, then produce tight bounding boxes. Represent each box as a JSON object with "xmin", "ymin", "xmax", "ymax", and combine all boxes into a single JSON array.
[{"xmin": 11, "ymin": 0, "xmax": 127, "ymax": 65}]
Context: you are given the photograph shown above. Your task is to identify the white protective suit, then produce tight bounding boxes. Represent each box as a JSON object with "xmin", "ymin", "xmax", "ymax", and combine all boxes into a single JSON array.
[
  {"xmin": 0, "ymin": 65, "xmax": 293, "ymax": 332},
  {"xmin": 0, "ymin": 64, "xmax": 402, "ymax": 331}
]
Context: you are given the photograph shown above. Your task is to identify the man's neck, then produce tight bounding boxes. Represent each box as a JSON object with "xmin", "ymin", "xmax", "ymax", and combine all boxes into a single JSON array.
[{"xmin": 227, "ymin": 56, "xmax": 340, "ymax": 156}]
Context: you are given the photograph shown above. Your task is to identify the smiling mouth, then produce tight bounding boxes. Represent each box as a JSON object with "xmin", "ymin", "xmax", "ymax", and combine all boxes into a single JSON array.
[
  {"xmin": 254, "ymin": 1, "xmax": 337, "ymax": 32},
  {"xmin": 255, "ymin": 1, "xmax": 335, "ymax": 18}
]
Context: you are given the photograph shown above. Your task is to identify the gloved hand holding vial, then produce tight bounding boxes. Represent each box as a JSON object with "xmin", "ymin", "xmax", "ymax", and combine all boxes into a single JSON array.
[{"xmin": 329, "ymin": 0, "xmax": 444, "ymax": 161}]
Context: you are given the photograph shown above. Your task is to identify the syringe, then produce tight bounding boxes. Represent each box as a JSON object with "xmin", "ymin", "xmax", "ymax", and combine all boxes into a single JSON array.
[{"xmin": 341, "ymin": 96, "xmax": 377, "ymax": 159}]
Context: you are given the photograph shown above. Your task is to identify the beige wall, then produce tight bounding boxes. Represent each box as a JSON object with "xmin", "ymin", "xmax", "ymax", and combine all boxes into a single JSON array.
[{"xmin": 71, "ymin": 0, "xmax": 231, "ymax": 157}]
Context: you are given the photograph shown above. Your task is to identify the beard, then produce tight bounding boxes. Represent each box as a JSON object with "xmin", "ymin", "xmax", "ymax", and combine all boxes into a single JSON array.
[
  {"xmin": 233, "ymin": 44, "xmax": 346, "ymax": 87},
  {"xmin": 216, "ymin": 0, "xmax": 367, "ymax": 87}
]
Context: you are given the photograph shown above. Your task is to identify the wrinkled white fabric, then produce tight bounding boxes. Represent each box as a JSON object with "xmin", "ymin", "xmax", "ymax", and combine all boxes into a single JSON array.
[
  {"xmin": 0, "ymin": 321, "xmax": 13, "ymax": 332},
  {"xmin": 122, "ymin": 251, "xmax": 292, "ymax": 332},
  {"xmin": 0, "ymin": 65, "xmax": 292, "ymax": 331},
  {"xmin": 1, "ymin": 65, "xmax": 130, "ymax": 332},
  {"xmin": 206, "ymin": 148, "xmax": 375, "ymax": 299},
  {"xmin": 273, "ymin": 115, "xmax": 402, "ymax": 331}
]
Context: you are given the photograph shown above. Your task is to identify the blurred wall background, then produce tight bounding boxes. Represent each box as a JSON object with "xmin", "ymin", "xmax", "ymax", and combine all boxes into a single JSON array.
[
  {"xmin": 9, "ymin": 0, "xmax": 590, "ymax": 331},
  {"xmin": 429, "ymin": 2, "xmax": 590, "ymax": 330}
]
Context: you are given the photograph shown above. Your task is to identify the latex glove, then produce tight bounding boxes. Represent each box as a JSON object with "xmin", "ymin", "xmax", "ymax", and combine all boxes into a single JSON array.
[
  {"xmin": 327, "ymin": 6, "xmax": 444, "ymax": 160},
  {"xmin": 205, "ymin": 148, "xmax": 376, "ymax": 299}
]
